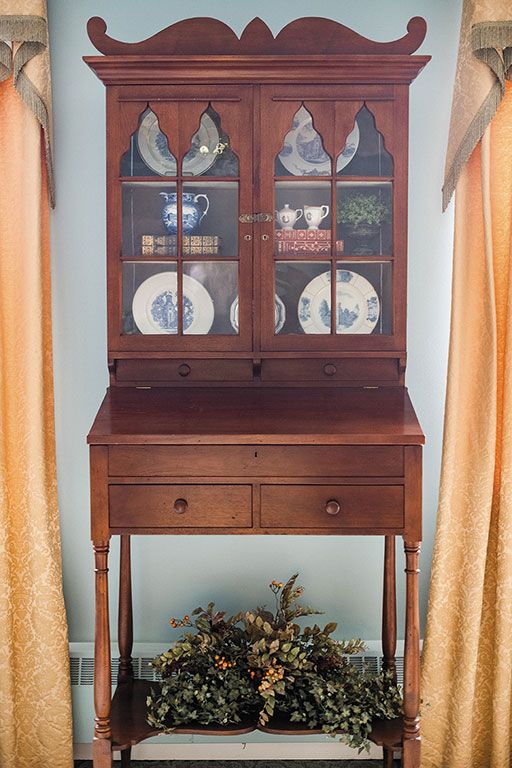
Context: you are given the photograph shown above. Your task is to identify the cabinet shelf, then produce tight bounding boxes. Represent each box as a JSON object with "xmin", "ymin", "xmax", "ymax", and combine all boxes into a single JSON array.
[
  {"xmin": 274, "ymin": 253, "xmax": 393, "ymax": 261},
  {"xmin": 274, "ymin": 176, "xmax": 394, "ymax": 183},
  {"xmin": 119, "ymin": 177, "xmax": 241, "ymax": 185},
  {"xmin": 110, "ymin": 679, "xmax": 404, "ymax": 751},
  {"xmin": 121, "ymin": 254, "xmax": 239, "ymax": 262}
]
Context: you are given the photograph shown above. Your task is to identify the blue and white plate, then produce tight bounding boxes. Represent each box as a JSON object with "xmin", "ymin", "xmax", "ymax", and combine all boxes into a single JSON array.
[
  {"xmin": 298, "ymin": 269, "xmax": 379, "ymax": 335},
  {"xmin": 279, "ymin": 105, "xmax": 359, "ymax": 176},
  {"xmin": 132, "ymin": 271, "xmax": 214, "ymax": 335},
  {"xmin": 230, "ymin": 295, "xmax": 286, "ymax": 333},
  {"xmin": 137, "ymin": 110, "xmax": 219, "ymax": 177}
]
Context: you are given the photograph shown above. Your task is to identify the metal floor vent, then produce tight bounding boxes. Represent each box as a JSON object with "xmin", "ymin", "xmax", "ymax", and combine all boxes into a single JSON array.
[
  {"xmin": 69, "ymin": 653, "xmax": 403, "ymax": 687},
  {"xmin": 70, "ymin": 656, "xmax": 158, "ymax": 686}
]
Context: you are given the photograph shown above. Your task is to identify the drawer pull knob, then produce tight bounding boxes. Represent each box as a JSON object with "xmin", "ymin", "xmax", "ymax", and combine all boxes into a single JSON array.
[
  {"xmin": 325, "ymin": 499, "xmax": 340, "ymax": 516},
  {"xmin": 323, "ymin": 363, "xmax": 337, "ymax": 376},
  {"xmin": 178, "ymin": 363, "xmax": 191, "ymax": 377},
  {"xmin": 173, "ymin": 498, "xmax": 188, "ymax": 514}
]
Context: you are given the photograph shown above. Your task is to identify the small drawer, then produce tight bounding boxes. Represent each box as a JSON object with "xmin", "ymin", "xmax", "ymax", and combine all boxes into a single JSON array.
[
  {"xmin": 261, "ymin": 484, "xmax": 403, "ymax": 529},
  {"xmin": 109, "ymin": 484, "xmax": 252, "ymax": 528},
  {"xmin": 115, "ymin": 358, "xmax": 253, "ymax": 383},
  {"xmin": 109, "ymin": 445, "xmax": 404, "ymax": 477},
  {"xmin": 261, "ymin": 358, "xmax": 400, "ymax": 383}
]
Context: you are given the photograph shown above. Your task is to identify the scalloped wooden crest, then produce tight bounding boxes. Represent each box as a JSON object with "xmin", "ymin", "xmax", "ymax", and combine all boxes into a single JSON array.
[{"xmin": 87, "ymin": 16, "xmax": 427, "ymax": 56}]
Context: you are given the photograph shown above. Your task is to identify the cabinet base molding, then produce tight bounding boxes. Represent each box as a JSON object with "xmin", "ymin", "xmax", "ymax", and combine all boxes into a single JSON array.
[{"xmin": 74, "ymin": 741, "xmax": 383, "ymax": 760}]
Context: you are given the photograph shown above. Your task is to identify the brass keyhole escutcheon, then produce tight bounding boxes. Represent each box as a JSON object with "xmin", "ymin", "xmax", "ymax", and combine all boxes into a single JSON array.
[
  {"xmin": 261, "ymin": 234, "xmax": 269, "ymax": 241},
  {"xmin": 244, "ymin": 234, "xmax": 252, "ymax": 241},
  {"xmin": 173, "ymin": 498, "xmax": 188, "ymax": 514},
  {"xmin": 325, "ymin": 499, "xmax": 340, "ymax": 516}
]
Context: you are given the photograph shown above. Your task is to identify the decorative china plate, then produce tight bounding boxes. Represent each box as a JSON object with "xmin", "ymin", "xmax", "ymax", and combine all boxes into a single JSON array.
[
  {"xmin": 298, "ymin": 269, "xmax": 379, "ymax": 334},
  {"xmin": 278, "ymin": 107, "xmax": 360, "ymax": 176},
  {"xmin": 230, "ymin": 295, "xmax": 286, "ymax": 333},
  {"xmin": 132, "ymin": 271, "xmax": 214, "ymax": 335},
  {"xmin": 335, "ymin": 123, "xmax": 361, "ymax": 173},
  {"xmin": 137, "ymin": 111, "xmax": 219, "ymax": 176}
]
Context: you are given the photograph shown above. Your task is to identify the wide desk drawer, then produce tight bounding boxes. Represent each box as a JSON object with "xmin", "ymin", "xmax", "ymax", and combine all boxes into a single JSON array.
[
  {"xmin": 109, "ymin": 484, "xmax": 252, "ymax": 528},
  {"xmin": 109, "ymin": 445, "xmax": 403, "ymax": 478},
  {"xmin": 260, "ymin": 484, "xmax": 403, "ymax": 529},
  {"xmin": 261, "ymin": 358, "xmax": 400, "ymax": 383},
  {"xmin": 115, "ymin": 358, "xmax": 253, "ymax": 383}
]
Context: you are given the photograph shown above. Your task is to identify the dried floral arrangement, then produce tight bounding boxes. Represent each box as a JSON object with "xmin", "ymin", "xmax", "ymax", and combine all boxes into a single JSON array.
[{"xmin": 147, "ymin": 574, "xmax": 401, "ymax": 750}]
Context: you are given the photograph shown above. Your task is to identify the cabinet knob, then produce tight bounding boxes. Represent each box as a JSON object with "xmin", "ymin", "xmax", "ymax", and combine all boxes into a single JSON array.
[
  {"xmin": 323, "ymin": 363, "xmax": 337, "ymax": 377},
  {"xmin": 173, "ymin": 498, "xmax": 188, "ymax": 515},
  {"xmin": 325, "ymin": 499, "xmax": 340, "ymax": 516},
  {"xmin": 178, "ymin": 363, "xmax": 191, "ymax": 377}
]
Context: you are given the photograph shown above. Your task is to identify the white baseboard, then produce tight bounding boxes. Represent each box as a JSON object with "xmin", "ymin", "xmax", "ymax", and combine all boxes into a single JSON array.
[{"xmin": 74, "ymin": 741, "xmax": 383, "ymax": 760}]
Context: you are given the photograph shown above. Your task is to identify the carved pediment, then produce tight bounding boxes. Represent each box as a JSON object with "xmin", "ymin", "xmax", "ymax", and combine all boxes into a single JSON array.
[{"xmin": 87, "ymin": 15, "xmax": 427, "ymax": 57}]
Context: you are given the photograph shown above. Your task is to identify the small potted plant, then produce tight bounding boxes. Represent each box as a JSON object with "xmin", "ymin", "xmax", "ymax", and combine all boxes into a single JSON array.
[{"xmin": 336, "ymin": 192, "xmax": 390, "ymax": 254}]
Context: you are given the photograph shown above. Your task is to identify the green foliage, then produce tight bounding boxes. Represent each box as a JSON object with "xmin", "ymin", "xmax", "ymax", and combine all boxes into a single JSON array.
[
  {"xmin": 336, "ymin": 193, "xmax": 390, "ymax": 226},
  {"xmin": 147, "ymin": 602, "xmax": 258, "ymax": 728},
  {"xmin": 147, "ymin": 575, "xmax": 402, "ymax": 749},
  {"xmin": 280, "ymin": 665, "xmax": 402, "ymax": 751}
]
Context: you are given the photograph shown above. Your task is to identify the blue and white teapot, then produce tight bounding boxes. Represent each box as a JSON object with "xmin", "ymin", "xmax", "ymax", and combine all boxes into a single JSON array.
[{"xmin": 159, "ymin": 191, "xmax": 210, "ymax": 235}]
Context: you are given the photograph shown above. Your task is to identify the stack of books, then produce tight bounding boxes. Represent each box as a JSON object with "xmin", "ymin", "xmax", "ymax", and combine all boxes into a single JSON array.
[
  {"xmin": 141, "ymin": 235, "xmax": 221, "ymax": 256},
  {"xmin": 274, "ymin": 230, "xmax": 344, "ymax": 255}
]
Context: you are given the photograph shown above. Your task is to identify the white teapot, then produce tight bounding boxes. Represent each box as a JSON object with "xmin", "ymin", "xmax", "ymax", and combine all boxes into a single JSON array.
[{"xmin": 275, "ymin": 203, "xmax": 303, "ymax": 230}]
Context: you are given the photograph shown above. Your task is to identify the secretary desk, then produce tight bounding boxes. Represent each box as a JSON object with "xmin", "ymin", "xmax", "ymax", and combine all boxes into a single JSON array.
[{"xmin": 85, "ymin": 15, "xmax": 428, "ymax": 768}]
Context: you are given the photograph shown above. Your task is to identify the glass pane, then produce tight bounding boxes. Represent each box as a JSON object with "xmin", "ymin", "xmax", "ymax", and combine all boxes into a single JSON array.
[
  {"xmin": 336, "ymin": 262, "xmax": 392, "ymax": 335},
  {"xmin": 275, "ymin": 105, "xmax": 331, "ymax": 177},
  {"xmin": 122, "ymin": 182, "xmax": 178, "ymax": 257},
  {"xmin": 183, "ymin": 262, "xmax": 238, "ymax": 335},
  {"xmin": 274, "ymin": 181, "xmax": 332, "ymax": 256},
  {"xmin": 275, "ymin": 261, "xmax": 331, "ymax": 335},
  {"xmin": 121, "ymin": 107, "xmax": 177, "ymax": 178},
  {"xmin": 182, "ymin": 105, "xmax": 239, "ymax": 177},
  {"xmin": 122, "ymin": 262, "xmax": 178, "ymax": 335},
  {"xmin": 336, "ymin": 182, "xmax": 392, "ymax": 256},
  {"xmin": 337, "ymin": 105, "xmax": 393, "ymax": 177},
  {"xmin": 183, "ymin": 181, "xmax": 238, "ymax": 257}
]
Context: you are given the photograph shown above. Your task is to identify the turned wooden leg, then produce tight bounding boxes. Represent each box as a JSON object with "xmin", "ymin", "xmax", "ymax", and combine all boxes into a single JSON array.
[
  {"xmin": 382, "ymin": 535, "xmax": 397, "ymax": 680},
  {"xmin": 93, "ymin": 539, "xmax": 112, "ymax": 768},
  {"xmin": 382, "ymin": 535, "xmax": 397, "ymax": 767},
  {"xmin": 120, "ymin": 746, "xmax": 132, "ymax": 767},
  {"xmin": 118, "ymin": 535, "xmax": 134, "ymax": 683},
  {"xmin": 402, "ymin": 540, "xmax": 421, "ymax": 768}
]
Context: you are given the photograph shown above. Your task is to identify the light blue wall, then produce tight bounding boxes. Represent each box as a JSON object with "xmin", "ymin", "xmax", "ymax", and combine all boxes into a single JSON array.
[{"xmin": 48, "ymin": 0, "xmax": 461, "ymax": 647}]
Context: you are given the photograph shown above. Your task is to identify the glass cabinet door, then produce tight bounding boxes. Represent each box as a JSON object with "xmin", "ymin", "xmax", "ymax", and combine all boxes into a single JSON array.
[
  {"xmin": 260, "ymin": 89, "xmax": 400, "ymax": 350},
  {"xmin": 113, "ymin": 87, "xmax": 252, "ymax": 351}
]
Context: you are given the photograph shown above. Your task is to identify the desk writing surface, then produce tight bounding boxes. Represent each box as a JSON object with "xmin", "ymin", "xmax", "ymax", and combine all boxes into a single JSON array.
[{"xmin": 88, "ymin": 386, "xmax": 424, "ymax": 445}]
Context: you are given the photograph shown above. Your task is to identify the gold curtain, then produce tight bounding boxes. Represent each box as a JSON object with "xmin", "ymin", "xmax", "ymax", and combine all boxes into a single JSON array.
[
  {"xmin": 421, "ymin": 74, "xmax": 512, "ymax": 768},
  {"xmin": 0, "ymin": 3, "xmax": 72, "ymax": 767},
  {"xmin": 442, "ymin": 0, "xmax": 512, "ymax": 209}
]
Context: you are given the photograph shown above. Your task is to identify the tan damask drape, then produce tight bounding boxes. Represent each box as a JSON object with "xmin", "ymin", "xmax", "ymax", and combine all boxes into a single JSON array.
[
  {"xmin": 443, "ymin": 0, "xmax": 512, "ymax": 209},
  {"xmin": 0, "ymin": 2, "xmax": 72, "ymax": 767},
  {"xmin": 422, "ymin": 2, "xmax": 512, "ymax": 766}
]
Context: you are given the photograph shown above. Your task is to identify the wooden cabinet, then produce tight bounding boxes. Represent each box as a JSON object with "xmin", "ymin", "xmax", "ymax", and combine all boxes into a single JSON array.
[{"xmin": 85, "ymin": 14, "xmax": 428, "ymax": 768}]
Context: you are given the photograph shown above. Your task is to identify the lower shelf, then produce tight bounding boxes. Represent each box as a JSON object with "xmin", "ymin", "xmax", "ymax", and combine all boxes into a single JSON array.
[{"xmin": 110, "ymin": 679, "xmax": 403, "ymax": 751}]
